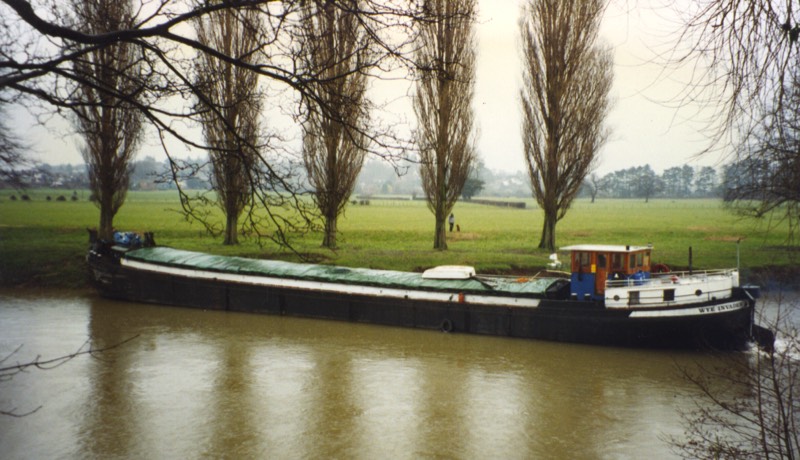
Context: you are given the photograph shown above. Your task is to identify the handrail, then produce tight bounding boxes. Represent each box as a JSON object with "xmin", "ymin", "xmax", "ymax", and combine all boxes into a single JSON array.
[
  {"xmin": 623, "ymin": 286, "xmax": 733, "ymax": 306},
  {"xmin": 605, "ymin": 269, "xmax": 736, "ymax": 289}
]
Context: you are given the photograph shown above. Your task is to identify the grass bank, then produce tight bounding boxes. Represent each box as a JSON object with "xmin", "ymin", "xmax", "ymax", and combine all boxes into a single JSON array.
[{"xmin": 0, "ymin": 189, "xmax": 795, "ymax": 289}]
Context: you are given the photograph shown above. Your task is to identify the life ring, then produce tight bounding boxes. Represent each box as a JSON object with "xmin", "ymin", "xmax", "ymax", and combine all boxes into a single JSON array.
[
  {"xmin": 653, "ymin": 263, "xmax": 671, "ymax": 273},
  {"xmin": 440, "ymin": 318, "xmax": 453, "ymax": 333}
]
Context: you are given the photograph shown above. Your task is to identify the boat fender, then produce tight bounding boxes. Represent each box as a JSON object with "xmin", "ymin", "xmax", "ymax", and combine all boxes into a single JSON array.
[
  {"xmin": 458, "ymin": 292, "xmax": 465, "ymax": 303},
  {"xmin": 671, "ymin": 275, "xmax": 679, "ymax": 284},
  {"xmin": 440, "ymin": 318, "xmax": 453, "ymax": 333}
]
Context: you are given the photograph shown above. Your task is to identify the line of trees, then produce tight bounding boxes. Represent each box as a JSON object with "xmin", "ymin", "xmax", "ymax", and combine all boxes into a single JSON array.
[
  {"xmin": 2, "ymin": 0, "xmax": 796, "ymax": 254},
  {"xmin": 0, "ymin": 0, "xmax": 488, "ymax": 251},
  {"xmin": 0, "ymin": 1, "xmax": 429, "ymax": 250},
  {"xmin": 1, "ymin": 0, "xmax": 613, "ymax": 253},
  {"xmin": 0, "ymin": 158, "xmax": 736, "ymax": 203},
  {"xmin": 0, "ymin": 0, "xmax": 615, "ymax": 253},
  {"xmin": 584, "ymin": 164, "xmax": 721, "ymax": 201}
]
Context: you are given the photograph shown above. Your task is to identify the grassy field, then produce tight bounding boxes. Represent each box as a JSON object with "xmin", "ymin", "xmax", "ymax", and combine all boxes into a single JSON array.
[{"xmin": 0, "ymin": 189, "xmax": 796, "ymax": 288}]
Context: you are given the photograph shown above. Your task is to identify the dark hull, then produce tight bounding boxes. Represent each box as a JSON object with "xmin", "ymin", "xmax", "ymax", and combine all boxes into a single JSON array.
[{"xmin": 87, "ymin": 250, "xmax": 756, "ymax": 349}]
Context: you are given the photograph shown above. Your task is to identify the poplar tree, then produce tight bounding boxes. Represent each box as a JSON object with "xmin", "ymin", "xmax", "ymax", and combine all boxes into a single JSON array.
[
  {"xmin": 71, "ymin": 0, "xmax": 143, "ymax": 241},
  {"xmin": 300, "ymin": 0, "xmax": 371, "ymax": 249},
  {"xmin": 414, "ymin": 0, "xmax": 477, "ymax": 250},
  {"xmin": 520, "ymin": 0, "xmax": 612, "ymax": 251},
  {"xmin": 194, "ymin": 5, "xmax": 262, "ymax": 245}
]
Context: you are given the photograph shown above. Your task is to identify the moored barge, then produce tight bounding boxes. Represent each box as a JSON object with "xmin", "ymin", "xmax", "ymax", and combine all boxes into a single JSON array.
[{"xmin": 87, "ymin": 235, "xmax": 760, "ymax": 349}]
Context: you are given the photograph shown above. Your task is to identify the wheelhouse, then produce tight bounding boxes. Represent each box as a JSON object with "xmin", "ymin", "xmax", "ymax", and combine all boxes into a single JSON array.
[{"xmin": 561, "ymin": 244, "xmax": 652, "ymax": 301}]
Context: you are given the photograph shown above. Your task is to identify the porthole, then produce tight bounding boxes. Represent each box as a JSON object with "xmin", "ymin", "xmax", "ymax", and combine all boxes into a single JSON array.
[{"xmin": 695, "ymin": 289, "xmax": 703, "ymax": 296}]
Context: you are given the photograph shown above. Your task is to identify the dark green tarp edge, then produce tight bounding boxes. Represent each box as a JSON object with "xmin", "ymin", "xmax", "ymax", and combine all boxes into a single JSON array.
[{"xmin": 123, "ymin": 247, "xmax": 559, "ymax": 296}]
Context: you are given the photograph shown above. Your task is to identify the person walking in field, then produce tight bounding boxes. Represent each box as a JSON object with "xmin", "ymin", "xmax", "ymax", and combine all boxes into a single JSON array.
[{"xmin": 449, "ymin": 213, "xmax": 455, "ymax": 232}]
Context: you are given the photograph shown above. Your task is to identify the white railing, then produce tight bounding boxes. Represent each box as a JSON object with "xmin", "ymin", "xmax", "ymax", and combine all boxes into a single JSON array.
[
  {"xmin": 605, "ymin": 269, "xmax": 737, "ymax": 289},
  {"xmin": 604, "ymin": 269, "xmax": 739, "ymax": 308}
]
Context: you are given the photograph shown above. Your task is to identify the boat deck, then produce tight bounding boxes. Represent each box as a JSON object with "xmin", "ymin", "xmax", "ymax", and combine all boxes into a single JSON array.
[{"xmin": 123, "ymin": 247, "xmax": 562, "ymax": 297}]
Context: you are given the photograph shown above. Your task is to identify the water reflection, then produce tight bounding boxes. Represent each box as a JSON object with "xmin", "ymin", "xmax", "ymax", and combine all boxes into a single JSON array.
[
  {"xmin": 2, "ymin": 291, "xmax": 789, "ymax": 459},
  {"xmin": 351, "ymin": 357, "xmax": 422, "ymax": 457}
]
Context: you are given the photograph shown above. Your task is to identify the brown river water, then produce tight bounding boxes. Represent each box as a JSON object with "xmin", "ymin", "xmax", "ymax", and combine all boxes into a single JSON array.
[{"xmin": 0, "ymin": 289, "xmax": 793, "ymax": 459}]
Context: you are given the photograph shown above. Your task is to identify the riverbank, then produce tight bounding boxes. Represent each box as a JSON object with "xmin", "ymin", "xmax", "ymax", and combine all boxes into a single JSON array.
[{"xmin": 1, "ymin": 193, "xmax": 797, "ymax": 289}]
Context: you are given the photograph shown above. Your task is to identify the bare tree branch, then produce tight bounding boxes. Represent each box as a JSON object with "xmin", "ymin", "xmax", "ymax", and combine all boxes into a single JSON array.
[
  {"xmin": 674, "ymin": 0, "xmax": 800, "ymax": 145},
  {"xmin": 721, "ymin": 62, "xmax": 800, "ymax": 246},
  {"xmin": 670, "ymin": 296, "xmax": 799, "ymax": 459},
  {"xmin": 0, "ymin": 335, "xmax": 139, "ymax": 417}
]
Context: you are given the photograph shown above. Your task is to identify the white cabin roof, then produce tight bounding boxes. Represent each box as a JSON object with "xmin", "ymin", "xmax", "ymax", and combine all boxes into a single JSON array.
[{"xmin": 560, "ymin": 244, "xmax": 651, "ymax": 253}]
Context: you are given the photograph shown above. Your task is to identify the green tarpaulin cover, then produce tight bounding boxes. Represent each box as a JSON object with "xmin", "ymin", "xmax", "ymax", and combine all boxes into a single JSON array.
[{"xmin": 125, "ymin": 247, "xmax": 559, "ymax": 296}]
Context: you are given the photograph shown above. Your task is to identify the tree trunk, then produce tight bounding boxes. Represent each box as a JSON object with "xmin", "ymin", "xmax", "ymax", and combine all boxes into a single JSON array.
[
  {"xmin": 433, "ymin": 214, "xmax": 448, "ymax": 250},
  {"xmin": 538, "ymin": 206, "xmax": 557, "ymax": 251},
  {"xmin": 433, "ymin": 196, "xmax": 448, "ymax": 250},
  {"xmin": 322, "ymin": 210, "xmax": 338, "ymax": 249},
  {"xmin": 98, "ymin": 195, "xmax": 115, "ymax": 241},
  {"xmin": 223, "ymin": 211, "xmax": 239, "ymax": 245}
]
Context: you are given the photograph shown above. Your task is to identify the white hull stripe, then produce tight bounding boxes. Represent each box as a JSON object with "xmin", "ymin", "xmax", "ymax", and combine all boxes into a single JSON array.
[
  {"xmin": 628, "ymin": 300, "xmax": 749, "ymax": 318},
  {"xmin": 121, "ymin": 259, "xmax": 542, "ymax": 308}
]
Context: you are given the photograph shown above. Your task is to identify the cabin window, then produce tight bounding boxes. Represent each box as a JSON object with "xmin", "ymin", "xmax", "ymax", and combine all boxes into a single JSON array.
[
  {"xmin": 629, "ymin": 255, "xmax": 636, "ymax": 269},
  {"xmin": 663, "ymin": 289, "xmax": 675, "ymax": 301},
  {"xmin": 643, "ymin": 252, "xmax": 650, "ymax": 268},
  {"xmin": 636, "ymin": 253, "xmax": 643, "ymax": 267},
  {"xmin": 574, "ymin": 252, "xmax": 591, "ymax": 271},
  {"xmin": 629, "ymin": 291, "xmax": 640, "ymax": 305},
  {"xmin": 597, "ymin": 254, "xmax": 607, "ymax": 269},
  {"xmin": 611, "ymin": 253, "xmax": 623, "ymax": 270}
]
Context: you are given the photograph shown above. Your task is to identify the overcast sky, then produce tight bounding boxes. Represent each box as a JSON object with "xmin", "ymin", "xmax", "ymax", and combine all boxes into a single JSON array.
[
  {"xmin": 12, "ymin": 0, "xmax": 725, "ymax": 175},
  {"xmin": 474, "ymin": 0, "xmax": 725, "ymax": 174}
]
